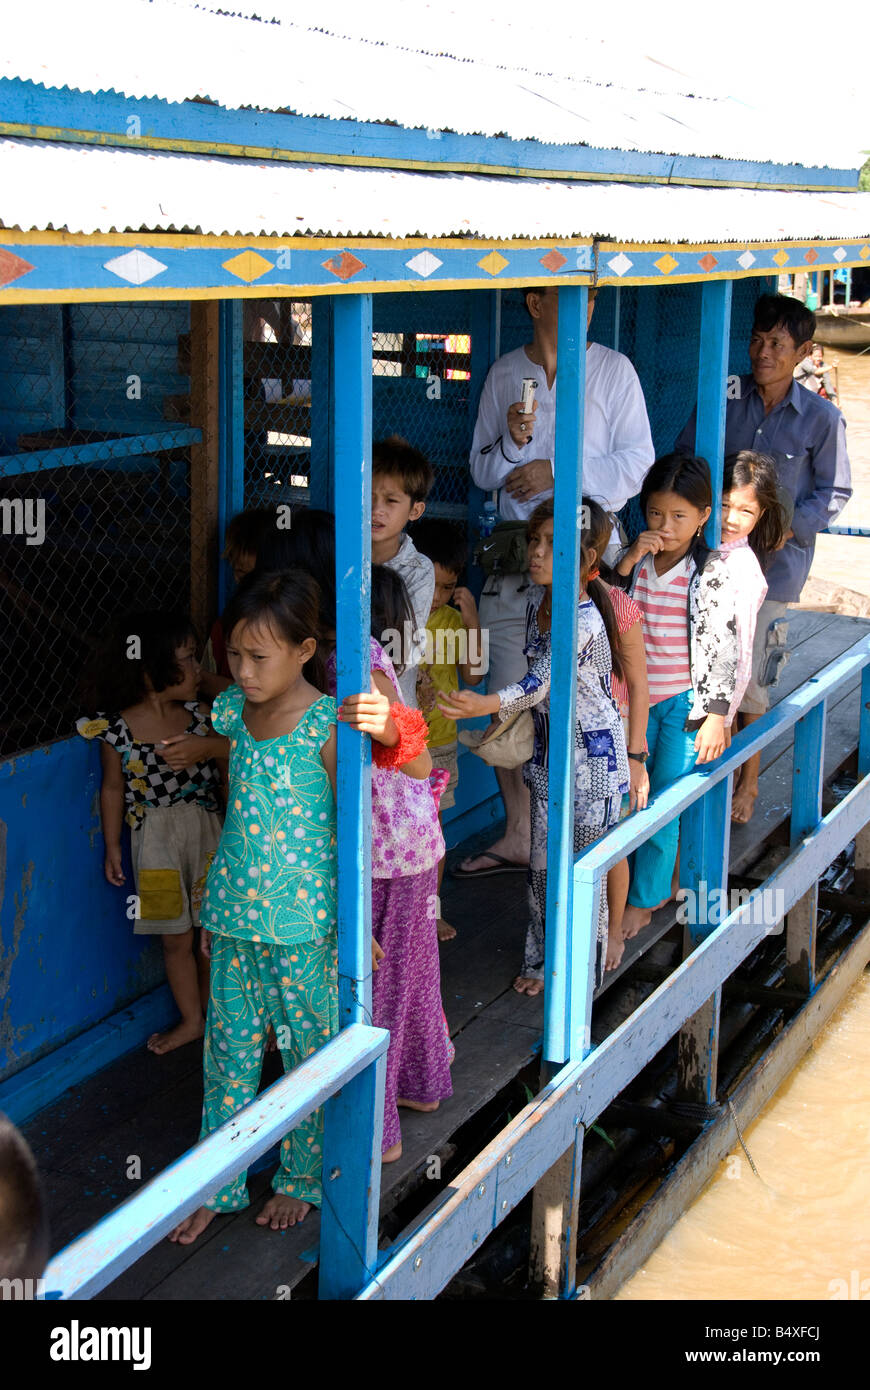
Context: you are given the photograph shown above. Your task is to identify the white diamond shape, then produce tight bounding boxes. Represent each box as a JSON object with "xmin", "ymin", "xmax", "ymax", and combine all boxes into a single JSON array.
[
  {"xmin": 103, "ymin": 250, "xmax": 168, "ymax": 285},
  {"xmin": 737, "ymin": 250, "xmax": 756, "ymax": 270},
  {"xmin": 607, "ymin": 252, "xmax": 633, "ymax": 277},
  {"xmin": 833, "ymin": 247, "xmax": 847, "ymax": 262},
  {"xmin": 405, "ymin": 251, "xmax": 443, "ymax": 278}
]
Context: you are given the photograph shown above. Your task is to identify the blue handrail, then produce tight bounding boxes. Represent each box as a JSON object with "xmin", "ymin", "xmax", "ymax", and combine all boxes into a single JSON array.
[{"xmin": 42, "ymin": 1023, "xmax": 389, "ymax": 1300}]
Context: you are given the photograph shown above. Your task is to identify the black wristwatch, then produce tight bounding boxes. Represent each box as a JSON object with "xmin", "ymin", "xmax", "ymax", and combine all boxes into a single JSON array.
[{"xmin": 627, "ymin": 751, "xmax": 648, "ymax": 763}]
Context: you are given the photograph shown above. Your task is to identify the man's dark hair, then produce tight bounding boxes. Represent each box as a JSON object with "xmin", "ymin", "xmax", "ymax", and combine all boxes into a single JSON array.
[
  {"xmin": 752, "ymin": 293, "xmax": 816, "ymax": 348},
  {"xmin": 409, "ymin": 518, "xmax": 466, "ymax": 577},
  {"xmin": 372, "ymin": 436, "xmax": 434, "ymax": 504},
  {"xmin": 0, "ymin": 1113, "xmax": 49, "ymax": 1281}
]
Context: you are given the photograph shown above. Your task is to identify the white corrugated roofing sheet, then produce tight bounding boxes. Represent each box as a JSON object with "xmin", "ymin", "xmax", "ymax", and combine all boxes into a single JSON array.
[
  {"xmin": 2, "ymin": 139, "xmax": 869, "ymax": 242},
  {"xmin": 2, "ymin": 0, "xmax": 865, "ymax": 170}
]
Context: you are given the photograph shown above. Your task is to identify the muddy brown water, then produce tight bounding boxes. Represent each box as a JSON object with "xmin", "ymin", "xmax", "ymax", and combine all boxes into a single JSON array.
[{"xmin": 614, "ymin": 971, "xmax": 870, "ymax": 1300}]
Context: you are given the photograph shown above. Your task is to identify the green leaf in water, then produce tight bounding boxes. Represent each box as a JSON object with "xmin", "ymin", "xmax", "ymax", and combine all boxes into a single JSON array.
[{"xmin": 591, "ymin": 1123, "xmax": 616, "ymax": 1150}]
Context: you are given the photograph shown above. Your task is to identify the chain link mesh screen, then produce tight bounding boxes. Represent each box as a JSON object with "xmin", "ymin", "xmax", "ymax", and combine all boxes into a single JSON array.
[{"xmin": 0, "ymin": 300, "xmax": 207, "ymax": 758}]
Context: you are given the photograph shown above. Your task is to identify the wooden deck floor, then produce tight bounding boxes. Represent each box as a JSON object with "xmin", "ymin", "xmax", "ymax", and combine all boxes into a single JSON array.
[{"xmin": 24, "ymin": 610, "xmax": 870, "ymax": 1300}]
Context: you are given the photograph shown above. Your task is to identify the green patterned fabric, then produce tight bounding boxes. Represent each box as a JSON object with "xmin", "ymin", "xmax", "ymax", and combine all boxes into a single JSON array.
[
  {"xmin": 202, "ymin": 686, "xmax": 337, "ymax": 945},
  {"xmin": 202, "ymin": 932, "xmax": 339, "ymax": 1211}
]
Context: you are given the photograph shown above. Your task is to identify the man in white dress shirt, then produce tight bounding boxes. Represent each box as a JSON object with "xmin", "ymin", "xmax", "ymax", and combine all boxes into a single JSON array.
[{"xmin": 454, "ymin": 286, "xmax": 654, "ymax": 879}]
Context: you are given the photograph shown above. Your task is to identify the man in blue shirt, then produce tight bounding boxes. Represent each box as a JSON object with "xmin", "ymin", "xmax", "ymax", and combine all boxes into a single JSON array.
[{"xmin": 677, "ymin": 293, "xmax": 851, "ymax": 823}]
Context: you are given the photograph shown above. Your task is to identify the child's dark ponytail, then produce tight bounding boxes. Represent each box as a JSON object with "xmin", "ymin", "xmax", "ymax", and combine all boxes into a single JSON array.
[
  {"xmin": 80, "ymin": 610, "xmax": 197, "ymax": 714},
  {"xmin": 580, "ymin": 497, "xmax": 625, "ymax": 684}
]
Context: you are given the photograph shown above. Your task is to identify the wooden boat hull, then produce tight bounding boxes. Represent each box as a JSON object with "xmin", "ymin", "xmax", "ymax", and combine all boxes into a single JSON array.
[{"xmin": 813, "ymin": 308, "xmax": 870, "ymax": 348}]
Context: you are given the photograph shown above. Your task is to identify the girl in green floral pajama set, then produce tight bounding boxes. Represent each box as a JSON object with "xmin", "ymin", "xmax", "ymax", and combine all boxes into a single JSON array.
[{"xmin": 175, "ymin": 570, "xmax": 340, "ymax": 1237}]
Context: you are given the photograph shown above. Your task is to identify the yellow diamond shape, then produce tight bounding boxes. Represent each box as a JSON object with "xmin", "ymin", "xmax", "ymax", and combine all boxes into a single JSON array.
[
  {"xmin": 861, "ymin": 245, "xmax": 870, "ymax": 260},
  {"xmin": 222, "ymin": 250, "xmax": 274, "ymax": 283},
  {"xmin": 654, "ymin": 253, "xmax": 679, "ymax": 275},
  {"xmin": 773, "ymin": 250, "xmax": 789, "ymax": 267},
  {"xmin": 477, "ymin": 250, "xmax": 509, "ymax": 276}
]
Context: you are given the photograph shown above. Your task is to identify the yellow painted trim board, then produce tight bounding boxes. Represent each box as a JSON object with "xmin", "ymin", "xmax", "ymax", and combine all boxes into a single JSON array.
[
  {"xmin": 0, "ymin": 123, "xmax": 856, "ymax": 194},
  {"xmin": 0, "ymin": 276, "xmax": 596, "ymax": 305}
]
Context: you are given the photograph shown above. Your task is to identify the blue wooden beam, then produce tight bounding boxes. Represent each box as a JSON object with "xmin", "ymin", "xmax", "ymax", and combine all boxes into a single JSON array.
[
  {"xmin": 332, "ymin": 293, "xmax": 373, "ymax": 1027},
  {"xmin": 785, "ymin": 702, "xmax": 827, "ymax": 993},
  {"xmin": 0, "ymin": 79, "xmax": 858, "ymax": 192},
  {"xmin": 319, "ymin": 1040, "xmax": 387, "ymax": 1299},
  {"xmin": 695, "ymin": 279, "xmax": 733, "ymax": 545},
  {"xmin": 0, "ymin": 428, "xmax": 201, "ymax": 477},
  {"xmin": 43, "ymin": 1024, "xmax": 389, "ymax": 1300},
  {"xmin": 217, "ymin": 300, "xmax": 245, "ymax": 610},
  {"xmin": 544, "ymin": 284, "xmax": 587, "ymax": 1069}
]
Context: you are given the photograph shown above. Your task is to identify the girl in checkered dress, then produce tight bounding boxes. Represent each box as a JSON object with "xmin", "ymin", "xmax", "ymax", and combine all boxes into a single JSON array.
[{"xmin": 77, "ymin": 611, "xmax": 223, "ymax": 1056}]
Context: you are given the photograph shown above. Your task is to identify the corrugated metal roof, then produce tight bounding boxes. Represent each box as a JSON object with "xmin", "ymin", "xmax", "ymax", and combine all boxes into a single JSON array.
[
  {"xmin": 1, "ymin": 0, "xmax": 864, "ymax": 171},
  {"xmin": 2, "ymin": 139, "xmax": 868, "ymax": 242}
]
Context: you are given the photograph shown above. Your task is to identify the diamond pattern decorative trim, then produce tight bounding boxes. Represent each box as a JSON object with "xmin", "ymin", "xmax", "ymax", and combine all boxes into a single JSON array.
[
  {"xmin": 0, "ymin": 248, "xmax": 35, "ymax": 288},
  {"xmin": 773, "ymin": 250, "xmax": 790, "ymax": 266},
  {"xmin": 322, "ymin": 251, "xmax": 366, "ymax": 281},
  {"xmin": 222, "ymin": 250, "xmax": 275, "ymax": 283},
  {"xmin": 698, "ymin": 253, "xmax": 718, "ymax": 272},
  {"xmin": 539, "ymin": 249, "xmax": 567, "ymax": 272},
  {"xmin": 405, "ymin": 251, "xmax": 443, "ymax": 278},
  {"xmin": 477, "ymin": 250, "xmax": 509, "ymax": 276},
  {"xmin": 737, "ymin": 250, "xmax": 757, "ymax": 270},
  {"xmin": 103, "ymin": 249, "xmax": 168, "ymax": 285},
  {"xmin": 654, "ymin": 253, "xmax": 679, "ymax": 275},
  {"xmin": 607, "ymin": 252, "xmax": 633, "ymax": 277}
]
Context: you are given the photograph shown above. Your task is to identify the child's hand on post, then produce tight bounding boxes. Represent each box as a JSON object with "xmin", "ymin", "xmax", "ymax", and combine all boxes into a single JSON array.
[
  {"xmin": 694, "ymin": 713, "xmax": 726, "ymax": 764},
  {"xmin": 436, "ymin": 689, "xmax": 500, "ymax": 721},
  {"xmin": 338, "ymin": 680, "xmax": 399, "ymax": 746},
  {"xmin": 104, "ymin": 847, "xmax": 125, "ymax": 886}
]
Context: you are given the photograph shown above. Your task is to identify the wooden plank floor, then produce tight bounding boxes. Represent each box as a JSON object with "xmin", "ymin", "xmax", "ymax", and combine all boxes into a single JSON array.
[{"xmin": 23, "ymin": 611, "xmax": 869, "ymax": 1300}]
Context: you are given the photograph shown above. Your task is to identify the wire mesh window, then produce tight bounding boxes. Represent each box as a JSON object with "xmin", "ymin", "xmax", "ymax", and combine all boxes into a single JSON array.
[{"xmin": 0, "ymin": 301, "xmax": 199, "ymax": 757}]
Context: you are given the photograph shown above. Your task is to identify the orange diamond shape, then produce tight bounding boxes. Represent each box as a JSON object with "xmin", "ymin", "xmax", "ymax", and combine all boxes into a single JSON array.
[
  {"xmin": 804, "ymin": 248, "xmax": 818, "ymax": 264},
  {"xmin": 698, "ymin": 253, "xmax": 718, "ymax": 272},
  {"xmin": 654, "ymin": 253, "xmax": 679, "ymax": 275},
  {"xmin": 773, "ymin": 250, "xmax": 789, "ymax": 266},
  {"xmin": 539, "ymin": 249, "xmax": 567, "ymax": 272},
  {"xmin": 477, "ymin": 251, "xmax": 509, "ymax": 276},
  {"xmin": 322, "ymin": 251, "xmax": 366, "ymax": 281},
  {"xmin": 222, "ymin": 250, "xmax": 274, "ymax": 283},
  {"xmin": 860, "ymin": 245, "xmax": 870, "ymax": 260},
  {"xmin": 0, "ymin": 248, "xmax": 35, "ymax": 288}
]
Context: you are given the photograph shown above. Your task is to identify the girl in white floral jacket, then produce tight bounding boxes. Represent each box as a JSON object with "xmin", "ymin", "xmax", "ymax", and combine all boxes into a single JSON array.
[{"xmin": 616, "ymin": 453, "xmax": 740, "ymax": 940}]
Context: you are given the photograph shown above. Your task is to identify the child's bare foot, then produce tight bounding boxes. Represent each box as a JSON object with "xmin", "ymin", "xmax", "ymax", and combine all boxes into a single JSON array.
[
  {"xmin": 256, "ymin": 1194, "xmax": 311, "ymax": 1229},
  {"xmin": 513, "ymin": 975, "xmax": 544, "ymax": 996},
  {"xmin": 437, "ymin": 917, "xmax": 457, "ymax": 942},
  {"xmin": 621, "ymin": 905, "xmax": 651, "ymax": 940},
  {"xmin": 397, "ymin": 1098, "xmax": 439, "ymax": 1112},
  {"xmin": 605, "ymin": 928, "xmax": 625, "ymax": 972},
  {"xmin": 266, "ymin": 1024, "xmax": 278, "ymax": 1053},
  {"xmin": 382, "ymin": 1141, "xmax": 403, "ymax": 1163},
  {"xmin": 169, "ymin": 1206, "xmax": 216, "ymax": 1245},
  {"xmin": 147, "ymin": 1018, "xmax": 204, "ymax": 1055},
  {"xmin": 731, "ymin": 779, "xmax": 758, "ymax": 824}
]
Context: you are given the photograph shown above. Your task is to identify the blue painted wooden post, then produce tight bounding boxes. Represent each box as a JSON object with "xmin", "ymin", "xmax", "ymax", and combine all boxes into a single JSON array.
[
  {"xmin": 217, "ymin": 300, "xmax": 245, "ymax": 611},
  {"xmin": 332, "ymin": 293, "xmax": 373, "ymax": 1027},
  {"xmin": 695, "ymin": 280, "xmax": 733, "ymax": 544},
  {"xmin": 675, "ymin": 278, "xmax": 732, "ymax": 1106},
  {"xmin": 543, "ymin": 284, "xmax": 588, "ymax": 1070},
  {"xmin": 309, "ymin": 296, "xmax": 333, "ymax": 511},
  {"xmin": 786, "ymin": 701, "xmax": 826, "ymax": 992},
  {"xmin": 319, "ymin": 1045, "xmax": 387, "ymax": 1299}
]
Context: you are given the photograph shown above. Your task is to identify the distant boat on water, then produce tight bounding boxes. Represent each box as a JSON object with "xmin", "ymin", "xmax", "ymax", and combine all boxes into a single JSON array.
[{"xmin": 813, "ymin": 305, "xmax": 870, "ymax": 348}]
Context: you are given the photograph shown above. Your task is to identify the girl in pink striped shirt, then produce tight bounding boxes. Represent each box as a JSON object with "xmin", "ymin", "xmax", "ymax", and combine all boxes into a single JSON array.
[{"xmin": 616, "ymin": 454, "xmax": 741, "ymax": 941}]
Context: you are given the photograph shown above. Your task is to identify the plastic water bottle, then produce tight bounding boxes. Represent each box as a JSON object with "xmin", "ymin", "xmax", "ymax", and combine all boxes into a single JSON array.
[{"xmin": 478, "ymin": 499, "xmax": 500, "ymax": 539}]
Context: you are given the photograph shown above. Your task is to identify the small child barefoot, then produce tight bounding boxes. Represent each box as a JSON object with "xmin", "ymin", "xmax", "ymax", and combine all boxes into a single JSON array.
[
  {"xmin": 513, "ymin": 975, "xmax": 544, "ymax": 996},
  {"xmin": 169, "ymin": 1206, "xmax": 216, "ymax": 1245},
  {"xmin": 255, "ymin": 1194, "xmax": 311, "ymax": 1229},
  {"xmin": 397, "ymin": 1098, "xmax": 440, "ymax": 1112},
  {"xmin": 382, "ymin": 1141, "xmax": 403, "ymax": 1163},
  {"xmin": 437, "ymin": 916, "xmax": 457, "ymax": 942},
  {"xmin": 620, "ymin": 904, "xmax": 651, "ymax": 941},
  {"xmin": 147, "ymin": 1018, "xmax": 205, "ymax": 1055},
  {"xmin": 605, "ymin": 923, "xmax": 625, "ymax": 972}
]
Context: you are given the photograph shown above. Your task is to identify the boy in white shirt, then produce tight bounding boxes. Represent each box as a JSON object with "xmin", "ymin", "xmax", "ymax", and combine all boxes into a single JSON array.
[{"xmin": 371, "ymin": 436, "xmax": 436, "ymax": 708}]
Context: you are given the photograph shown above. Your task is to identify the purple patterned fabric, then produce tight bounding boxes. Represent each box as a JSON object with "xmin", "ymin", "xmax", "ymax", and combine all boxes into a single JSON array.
[{"xmin": 372, "ymin": 868, "xmax": 453, "ymax": 1152}]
